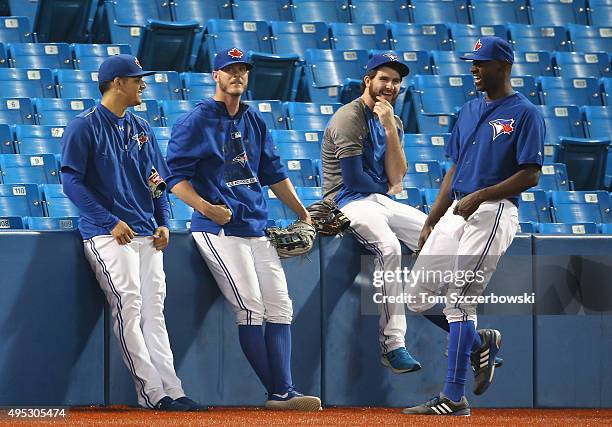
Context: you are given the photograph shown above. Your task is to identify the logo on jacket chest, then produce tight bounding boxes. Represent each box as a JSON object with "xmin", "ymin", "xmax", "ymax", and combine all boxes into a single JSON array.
[
  {"xmin": 488, "ymin": 118, "xmax": 515, "ymax": 141},
  {"xmin": 132, "ymin": 131, "xmax": 148, "ymax": 150},
  {"xmin": 232, "ymin": 151, "xmax": 248, "ymax": 167}
]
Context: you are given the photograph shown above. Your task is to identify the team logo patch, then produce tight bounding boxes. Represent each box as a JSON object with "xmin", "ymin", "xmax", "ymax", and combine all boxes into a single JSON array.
[
  {"xmin": 228, "ymin": 48, "xmax": 244, "ymax": 59},
  {"xmin": 474, "ymin": 39, "xmax": 482, "ymax": 51},
  {"xmin": 489, "ymin": 118, "xmax": 515, "ymax": 141},
  {"xmin": 382, "ymin": 52, "xmax": 399, "ymax": 61},
  {"xmin": 232, "ymin": 152, "xmax": 248, "ymax": 167},
  {"xmin": 134, "ymin": 57, "xmax": 142, "ymax": 69},
  {"xmin": 132, "ymin": 131, "xmax": 148, "ymax": 150}
]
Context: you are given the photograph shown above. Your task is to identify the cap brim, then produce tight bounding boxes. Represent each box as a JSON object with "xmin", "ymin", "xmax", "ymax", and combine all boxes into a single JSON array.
[
  {"xmin": 216, "ymin": 60, "xmax": 254, "ymax": 71},
  {"xmin": 125, "ymin": 71, "xmax": 157, "ymax": 77},
  {"xmin": 459, "ymin": 52, "xmax": 494, "ymax": 61},
  {"xmin": 372, "ymin": 61, "xmax": 410, "ymax": 77}
]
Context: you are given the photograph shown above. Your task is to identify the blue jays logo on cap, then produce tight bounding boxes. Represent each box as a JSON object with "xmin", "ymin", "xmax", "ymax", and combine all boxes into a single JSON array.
[
  {"xmin": 459, "ymin": 36, "xmax": 514, "ymax": 64},
  {"xmin": 366, "ymin": 52, "xmax": 410, "ymax": 77},
  {"xmin": 228, "ymin": 48, "xmax": 244, "ymax": 59},
  {"xmin": 489, "ymin": 119, "xmax": 515, "ymax": 141},
  {"xmin": 214, "ymin": 47, "xmax": 253, "ymax": 71},
  {"xmin": 474, "ymin": 39, "xmax": 482, "ymax": 51},
  {"xmin": 98, "ymin": 54, "xmax": 155, "ymax": 82}
]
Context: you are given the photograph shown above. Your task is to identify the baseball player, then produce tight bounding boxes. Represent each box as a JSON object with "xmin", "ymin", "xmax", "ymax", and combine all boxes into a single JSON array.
[
  {"xmin": 164, "ymin": 47, "xmax": 321, "ymax": 411},
  {"xmin": 321, "ymin": 53, "xmax": 427, "ymax": 373},
  {"xmin": 402, "ymin": 37, "xmax": 545, "ymax": 416},
  {"xmin": 60, "ymin": 54, "xmax": 203, "ymax": 411}
]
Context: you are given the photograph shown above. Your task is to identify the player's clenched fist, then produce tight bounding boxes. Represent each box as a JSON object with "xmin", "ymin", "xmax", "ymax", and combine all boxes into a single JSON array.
[
  {"xmin": 111, "ymin": 220, "xmax": 137, "ymax": 245},
  {"xmin": 373, "ymin": 96, "xmax": 395, "ymax": 129},
  {"xmin": 152, "ymin": 226, "xmax": 170, "ymax": 251},
  {"xmin": 202, "ymin": 202, "xmax": 233, "ymax": 225}
]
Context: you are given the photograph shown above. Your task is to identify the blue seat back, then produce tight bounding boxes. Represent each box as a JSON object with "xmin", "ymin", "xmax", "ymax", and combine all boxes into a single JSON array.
[
  {"xmin": 169, "ymin": 193, "xmax": 194, "ymax": 219},
  {"xmin": 32, "ymin": 0, "xmax": 95, "ymax": 43},
  {"xmin": 403, "ymin": 161, "xmax": 443, "ymax": 188},
  {"xmin": 14, "ymin": 124, "xmax": 66, "ymax": 155},
  {"xmin": 34, "ymin": 98, "xmax": 95, "ymax": 126},
  {"xmin": 0, "ymin": 68, "xmax": 55, "ymax": 98},
  {"xmin": 167, "ymin": 218, "xmax": 191, "ymax": 231},
  {"xmin": 567, "ymin": 24, "xmax": 612, "ymax": 53},
  {"xmin": 284, "ymin": 102, "xmax": 340, "ymax": 131},
  {"xmin": 137, "ymin": 19, "xmax": 200, "ymax": 72},
  {"xmin": 582, "ymin": 106, "xmax": 612, "ymax": 139},
  {"xmin": 152, "ymin": 127, "xmax": 170, "ymax": 157},
  {"xmin": 296, "ymin": 186, "xmax": 323, "ymax": 205},
  {"xmin": 410, "ymin": 0, "xmax": 469, "ymax": 24},
  {"xmin": 55, "ymin": 69, "xmax": 99, "ymax": 98},
  {"xmin": 538, "ymin": 76, "xmax": 602, "ymax": 106},
  {"xmin": 469, "ymin": 0, "xmax": 530, "ymax": 25},
  {"xmin": 411, "ymin": 74, "xmax": 477, "ymax": 114},
  {"xmin": 0, "ymin": 98, "xmax": 35, "ymax": 125},
  {"xmin": 246, "ymin": 51, "xmax": 300, "ymax": 101},
  {"xmin": 602, "ymin": 222, "xmax": 612, "ymax": 234},
  {"xmin": 280, "ymin": 158, "xmax": 318, "ymax": 186},
  {"xmin": 41, "ymin": 184, "xmax": 79, "ymax": 217},
  {"xmin": 128, "ymin": 100, "xmax": 163, "ymax": 126},
  {"xmin": 264, "ymin": 188, "xmax": 290, "ymax": 220},
  {"xmin": 0, "ymin": 216, "xmax": 24, "ymax": 229},
  {"xmin": 231, "ymin": 0, "xmax": 292, "ymax": 21},
  {"xmin": 330, "ymin": 23, "xmax": 390, "ymax": 51},
  {"xmin": 0, "ymin": 124, "xmax": 13, "ymax": 154},
  {"xmin": 507, "ymin": 24, "xmax": 569, "ymax": 52},
  {"xmin": 448, "ymin": 23, "xmax": 507, "ymax": 52},
  {"xmin": 107, "ymin": 0, "xmax": 172, "ymax": 25},
  {"xmin": 181, "ymin": 72, "xmax": 216, "ymax": 100},
  {"xmin": 518, "ymin": 190, "xmax": 552, "ymax": 223},
  {"xmin": 173, "ymin": 0, "xmax": 232, "ymax": 21},
  {"xmin": 243, "ymin": 100, "xmax": 287, "ymax": 130},
  {"xmin": 270, "ymin": 21, "xmax": 330, "ymax": 59},
  {"xmin": 404, "ymin": 133, "xmax": 449, "ymax": 147},
  {"xmin": 142, "ymin": 71, "xmax": 182, "ymax": 100},
  {"xmin": 532, "ymin": 163, "xmax": 570, "ymax": 191},
  {"xmin": 26, "ymin": 216, "xmax": 79, "ymax": 230},
  {"xmin": 270, "ymin": 129, "xmax": 324, "ymax": 145},
  {"xmin": 510, "ymin": 76, "xmax": 540, "ymax": 104},
  {"xmin": 72, "ymin": 43, "xmax": 132, "ymax": 70},
  {"xmin": 431, "ymin": 50, "xmax": 471, "ymax": 75},
  {"xmin": 276, "ymin": 142, "xmax": 321, "ymax": 161},
  {"xmin": 290, "ymin": 0, "xmax": 351, "ymax": 23},
  {"xmin": 0, "ymin": 43, "xmax": 7, "ymax": 68},
  {"xmin": 349, "ymin": 0, "xmax": 410, "ymax": 24},
  {"xmin": 539, "ymin": 222, "xmax": 598, "ymax": 234},
  {"xmin": 551, "ymin": 190, "xmax": 612, "ymax": 223},
  {"xmin": 0, "ymin": 183, "xmax": 43, "ymax": 216},
  {"xmin": 0, "ymin": 16, "xmax": 33, "ymax": 43},
  {"xmin": 8, "ymin": 43, "xmax": 72, "ymax": 69},
  {"xmin": 161, "ymin": 100, "xmax": 199, "ymax": 127},
  {"xmin": 511, "ymin": 51, "xmax": 554, "ymax": 77},
  {"xmin": 404, "ymin": 145, "xmax": 446, "ymax": 163},
  {"xmin": 556, "ymin": 137, "xmax": 610, "ymax": 190},
  {"xmin": 602, "ymin": 77, "xmax": 612, "ymax": 106},
  {"xmin": 422, "ymin": 187, "xmax": 439, "ymax": 211},
  {"xmin": 392, "ymin": 187, "xmax": 423, "ymax": 210},
  {"xmin": 587, "ymin": 0, "xmax": 612, "ymax": 27},
  {"xmin": 389, "ymin": 23, "xmax": 452, "ymax": 51},
  {"xmin": 304, "ymin": 49, "xmax": 368, "ymax": 88},
  {"xmin": 0, "ymin": 153, "xmax": 60, "ymax": 184},
  {"xmin": 529, "ymin": 0, "xmax": 588, "ymax": 26},
  {"xmin": 553, "ymin": 52, "xmax": 610, "ymax": 79},
  {"xmin": 535, "ymin": 105, "xmax": 585, "ymax": 145}
]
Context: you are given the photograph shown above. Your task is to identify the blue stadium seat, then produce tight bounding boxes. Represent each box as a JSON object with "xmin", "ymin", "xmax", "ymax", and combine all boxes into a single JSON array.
[
  {"xmin": 0, "ymin": 97, "xmax": 35, "ymax": 125},
  {"xmin": 532, "ymin": 163, "xmax": 570, "ymax": 191},
  {"xmin": 587, "ymin": 0, "xmax": 612, "ymax": 27},
  {"xmin": 469, "ymin": 0, "xmax": 530, "ymax": 25},
  {"xmin": 302, "ymin": 49, "xmax": 368, "ymax": 103},
  {"xmin": 55, "ymin": 69, "xmax": 99, "ymax": 99},
  {"xmin": 601, "ymin": 223, "xmax": 612, "ymax": 234},
  {"xmin": 31, "ymin": 0, "xmax": 96, "ymax": 43},
  {"xmin": 553, "ymin": 51, "xmax": 610, "ymax": 79},
  {"xmin": 72, "ymin": 43, "xmax": 132, "ymax": 70},
  {"xmin": 231, "ymin": 0, "xmax": 292, "ymax": 21},
  {"xmin": 128, "ymin": 100, "xmax": 163, "ymax": 126},
  {"xmin": 181, "ymin": 72, "xmax": 215, "ymax": 100},
  {"xmin": 271, "ymin": 129, "xmax": 324, "ymax": 145},
  {"xmin": 567, "ymin": 24, "xmax": 612, "ymax": 53},
  {"xmin": 510, "ymin": 76, "xmax": 540, "ymax": 104},
  {"xmin": 543, "ymin": 143, "xmax": 559, "ymax": 163},
  {"xmin": 404, "ymin": 133, "xmax": 449, "ymax": 147},
  {"xmin": 8, "ymin": 43, "xmax": 70, "ymax": 69},
  {"xmin": 349, "ymin": 0, "xmax": 410, "ymax": 24},
  {"xmin": 551, "ymin": 190, "xmax": 612, "ymax": 223},
  {"xmin": 409, "ymin": 74, "xmax": 478, "ymax": 133},
  {"xmin": 167, "ymin": 218, "xmax": 190, "ymax": 231},
  {"xmin": 538, "ymin": 76, "xmax": 602, "ymax": 106},
  {"xmin": 6, "ymin": 0, "xmax": 37, "ymax": 24},
  {"xmin": 137, "ymin": 19, "xmax": 200, "ymax": 72},
  {"xmin": 392, "ymin": 187, "xmax": 423, "ymax": 210},
  {"xmin": 404, "ymin": 144, "xmax": 446, "ymax": 163},
  {"xmin": 582, "ymin": 106, "xmax": 612, "ymax": 139},
  {"xmin": 280, "ymin": 158, "xmax": 318, "ymax": 186},
  {"xmin": 0, "ymin": 124, "xmax": 13, "ymax": 154},
  {"xmin": 40, "ymin": 184, "xmax": 79, "ymax": 217},
  {"xmin": 264, "ymin": 187, "xmax": 290, "ymax": 221},
  {"xmin": 246, "ymin": 51, "xmax": 300, "ymax": 101},
  {"xmin": 555, "ymin": 137, "xmax": 610, "ymax": 190},
  {"xmin": 0, "ymin": 153, "xmax": 60, "ymax": 184},
  {"xmin": 0, "ymin": 183, "xmax": 43, "ymax": 216},
  {"xmin": 422, "ymin": 187, "xmax": 439, "ymax": 212},
  {"xmin": 0, "ymin": 68, "xmax": 55, "ymax": 98},
  {"xmin": 448, "ymin": 23, "xmax": 507, "ymax": 52},
  {"xmin": 518, "ymin": 190, "xmax": 552, "ymax": 223},
  {"xmin": 529, "ymin": 0, "xmax": 588, "ymax": 26},
  {"xmin": 431, "ymin": 50, "xmax": 471, "ymax": 75},
  {"xmin": 0, "ymin": 43, "xmax": 7, "ymax": 68},
  {"xmin": 26, "ymin": 216, "xmax": 79, "ymax": 230},
  {"xmin": 14, "ymin": 124, "xmax": 65, "ymax": 155},
  {"xmin": 270, "ymin": 21, "xmax": 330, "ymax": 60},
  {"xmin": 403, "ymin": 161, "xmax": 443, "ymax": 188},
  {"xmin": 535, "ymin": 105, "xmax": 585, "ymax": 145},
  {"xmin": 198, "ymin": 19, "xmax": 272, "ymax": 72},
  {"xmin": 152, "ymin": 127, "xmax": 170, "ymax": 157},
  {"xmin": 507, "ymin": 24, "xmax": 569, "ymax": 52},
  {"xmin": 0, "ymin": 215, "xmax": 24, "ymax": 229},
  {"xmin": 160, "ymin": 100, "xmax": 199, "ymax": 127},
  {"xmin": 169, "ymin": 193, "xmax": 194, "ymax": 220},
  {"xmin": 296, "ymin": 186, "xmax": 323, "ymax": 205},
  {"xmin": 330, "ymin": 23, "xmax": 390, "ymax": 51},
  {"xmin": 142, "ymin": 71, "xmax": 183, "ymax": 100},
  {"xmin": 284, "ymin": 102, "xmax": 340, "ymax": 130},
  {"xmin": 276, "ymin": 141, "xmax": 321, "ymax": 161},
  {"xmin": 388, "ymin": 23, "xmax": 452, "ymax": 51},
  {"xmin": 0, "ymin": 16, "xmax": 33, "ymax": 43},
  {"xmin": 243, "ymin": 100, "xmax": 287, "ymax": 130},
  {"xmin": 290, "ymin": 0, "xmax": 351, "ymax": 23},
  {"xmin": 172, "ymin": 0, "xmax": 232, "ymax": 22},
  {"xmin": 538, "ymin": 222, "xmax": 598, "ymax": 234},
  {"xmin": 511, "ymin": 51, "xmax": 554, "ymax": 77},
  {"xmin": 34, "ymin": 98, "xmax": 95, "ymax": 126},
  {"xmin": 519, "ymin": 221, "xmax": 536, "ymax": 233},
  {"xmin": 602, "ymin": 77, "xmax": 612, "ymax": 106},
  {"xmin": 410, "ymin": 0, "xmax": 469, "ymax": 24}
]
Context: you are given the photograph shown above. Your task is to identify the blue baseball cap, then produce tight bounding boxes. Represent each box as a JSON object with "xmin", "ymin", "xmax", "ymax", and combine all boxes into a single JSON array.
[
  {"xmin": 459, "ymin": 36, "xmax": 514, "ymax": 64},
  {"xmin": 366, "ymin": 52, "xmax": 410, "ymax": 77},
  {"xmin": 98, "ymin": 54, "xmax": 155, "ymax": 82},
  {"xmin": 214, "ymin": 47, "xmax": 253, "ymax": 71}
]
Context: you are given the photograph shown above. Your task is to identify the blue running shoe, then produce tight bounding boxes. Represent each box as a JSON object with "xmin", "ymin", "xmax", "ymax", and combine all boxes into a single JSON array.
[
  {"xmin": 265, "ymin": 387, "xmax": 321, "ymax": 411},
  {"xmin": 381, "ymin": 347, "xmax": 422, "ymax": 374},
  {"xmin": 470, "ymin": 329, "xmax": 501, "ymax": 395}
]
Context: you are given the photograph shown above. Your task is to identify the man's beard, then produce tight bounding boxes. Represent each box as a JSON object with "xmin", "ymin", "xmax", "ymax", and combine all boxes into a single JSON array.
[
  {"xmin": 368, "ymin": 85, "xmax": 398, "ymax": 104},
  {"xmin": 220, "ymin": 79, "xmax": 247, "ymax": 96}
]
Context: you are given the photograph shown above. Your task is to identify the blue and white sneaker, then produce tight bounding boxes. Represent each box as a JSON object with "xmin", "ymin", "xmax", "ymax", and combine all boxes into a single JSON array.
[
  {"xmin": 265, "ymin": 388, "xmax": 322, "ymax": 411},
  {"xmin": 402, "ymin": 394, "xmax": 470, "ymax": 416},
  {"xmin": 381, "ymin": 347, "xmax": 422, "ymax": 374},
  {"xmin": 470, "ymin": 329, "xmax": 502, "ymax": 395}
]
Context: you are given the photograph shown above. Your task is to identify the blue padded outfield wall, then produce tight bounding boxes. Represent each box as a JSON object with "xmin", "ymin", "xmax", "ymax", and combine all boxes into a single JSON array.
[{"xmin": 0, "ymin": 232, "xmax": 610, "ymax": 408}]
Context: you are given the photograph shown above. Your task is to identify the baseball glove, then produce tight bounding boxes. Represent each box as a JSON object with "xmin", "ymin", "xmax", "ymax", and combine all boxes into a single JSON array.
[
  {"xmin": 306, "ymin": 199, "xmax": 351, "ymax": 236},
  {"xmin": 266, "ymin": 220, "xmax": 316, "ymax": 258}
]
